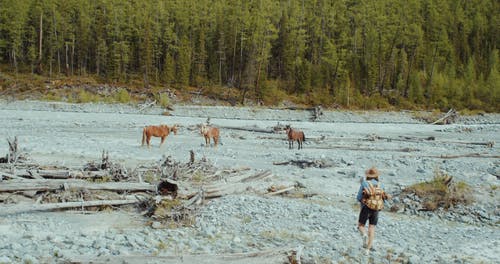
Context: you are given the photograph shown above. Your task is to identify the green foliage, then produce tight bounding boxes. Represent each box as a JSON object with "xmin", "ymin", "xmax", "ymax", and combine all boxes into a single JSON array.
[
  {"xmin": 404, "ymin": 170, "xmax": 474, "ymax": 211},
  {"xmin": 114, "ymin": 88, "xmax": 131, "ymax": 104},
  {"xmin": 260, "ymin": 80, "xmax": 287, "ymax": 106},
  {"xmin": 157, "ymin": 93, "xmax": 170, "ymax": 109},
  {"xmin": 42, "ymin": 92, "xmax": 62, "ymax": 102},
  {"xmin": 76, "ymin": 90, "xmax": 98, "ymax": 103},
  {"xmin": 0, "ymin": 0, "xmax": 498, "ymax": 111}
]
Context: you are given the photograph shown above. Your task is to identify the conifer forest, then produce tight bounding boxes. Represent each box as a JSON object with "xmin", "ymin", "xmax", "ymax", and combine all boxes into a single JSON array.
[{"xmin": 0, "ymin": 0, "xmax": 498, "ymax": 111}]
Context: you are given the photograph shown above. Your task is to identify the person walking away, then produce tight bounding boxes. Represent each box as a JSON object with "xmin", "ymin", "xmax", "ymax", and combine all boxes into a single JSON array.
[{"xmin": 356, "ymin": 166, "xmax": 390, "ymax": 254}]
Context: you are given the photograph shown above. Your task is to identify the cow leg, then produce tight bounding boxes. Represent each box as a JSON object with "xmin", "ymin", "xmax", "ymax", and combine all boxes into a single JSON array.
[
  {"xmin": 160, "ymin": 136, "xmax": 166, "ymax": 147},
  {"xmin": 147, "ymin": 136, "xmax": 151, "ymax": 148}
]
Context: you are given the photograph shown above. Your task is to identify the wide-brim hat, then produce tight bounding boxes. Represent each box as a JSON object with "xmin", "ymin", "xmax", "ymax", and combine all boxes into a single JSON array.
[{"xmin": 365, "ymin": 167, "xmax": 380, "ymax": 179}]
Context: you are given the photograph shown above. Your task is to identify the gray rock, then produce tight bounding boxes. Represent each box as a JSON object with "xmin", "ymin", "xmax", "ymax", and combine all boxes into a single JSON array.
[{"xmin": 0, "ymin": 256, "xmax": 11, "ymax": 263}]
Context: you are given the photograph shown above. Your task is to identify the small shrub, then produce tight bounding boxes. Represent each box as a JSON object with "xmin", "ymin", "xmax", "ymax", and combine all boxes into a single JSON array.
[
  {"xmin": 76, "ymin": 90, "xmax": 95, "ymax": 103},
  {"xmin": 42, "ymin": 92, "xmax": 62, "ymax": 101},
  {"xmin": 157, "ymin": 93, "xmax": 170, "ymax": 108},
  {"xmin": 114, "ymin": 88, "xmax": 131, "ymax": 103},
  {"xmin": 460, "ymin": 109, "xmax": 486, "ymax": 116},
  {"xmin": 403, "ymin": 170, "xmax": 473, "ymax": 210}
]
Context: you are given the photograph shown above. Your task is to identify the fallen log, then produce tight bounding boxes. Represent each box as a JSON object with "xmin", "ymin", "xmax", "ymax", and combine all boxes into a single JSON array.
[
  {"xmin": 432, "ymin": 108, "xmax": 458, "ymax": 124},
  {"xmin": 137, "ymin": 100, "xmax": 156, "ymax": 112},
  {"xmin": 266, "ymin": 186, "xmax": 295, "ymax": 196},
  {"xmin": 0, "ymin": 179, "xmax": 156, "ymax": 192},
  {"xmin": 313, "ymin": 145, "xmax": 420, "ymax": 152},
  {"xmin": 0, "ymin": 169, "xmax": 108, "ymax": 180},
  {"xmin": 240, "ymin": 170, "xmax": 272, "ymax": 183},
  {"xmin": 0, "ymin": 199, "xmax": 139, "ymax": 215},
  {"xmin": 273, "ymin": 159, "xmax": 334, "ymax": 168},
  {"xmin": 0, "ymin": 171, "xmax": 28, "ymax": 181},
  {"xmin": 218, "ymin": 125, "xmax": 276, "ymax": 134},
  {"xmin": 425, "ymin": 153, "xmax": 500, "ymax": 159},
  {"xmin": 369, "ymin": 135, "xmax": 494, "ymax": 148},
  {"xmin": 68, "ymin": 247, "xmax": 292, "ymax": 264}
]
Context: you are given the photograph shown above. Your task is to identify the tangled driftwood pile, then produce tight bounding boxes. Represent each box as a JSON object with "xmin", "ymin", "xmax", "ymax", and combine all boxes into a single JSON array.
[{"xmin": 0, "ymin": 140, "xmax": 297, "ymax": 225}]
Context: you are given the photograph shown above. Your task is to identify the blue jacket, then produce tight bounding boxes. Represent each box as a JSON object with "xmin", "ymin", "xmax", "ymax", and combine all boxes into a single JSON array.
[{"xmin": 357, "ymin": 178, "xmax": 385, "ymax": 204}]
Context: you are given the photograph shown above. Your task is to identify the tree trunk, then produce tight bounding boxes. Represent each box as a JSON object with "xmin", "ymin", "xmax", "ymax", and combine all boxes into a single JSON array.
[{"xmin": 36, "ymin": 12, "xmax": 43, "ymax": 74}]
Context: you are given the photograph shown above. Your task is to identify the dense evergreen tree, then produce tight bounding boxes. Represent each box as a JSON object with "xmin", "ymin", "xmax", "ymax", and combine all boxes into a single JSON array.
[{"xmin": 0, "ymin": 0, "xmax": 498, "ymax": 111}]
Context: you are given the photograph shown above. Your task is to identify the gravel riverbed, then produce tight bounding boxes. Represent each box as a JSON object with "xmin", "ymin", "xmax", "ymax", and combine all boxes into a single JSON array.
[{"xmin": 0, "ymin": 100, "xmax": 498, "ymax": 263}]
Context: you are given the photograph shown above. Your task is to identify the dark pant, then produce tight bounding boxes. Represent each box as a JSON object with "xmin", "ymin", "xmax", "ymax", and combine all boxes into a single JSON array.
[{"xmin": 358, "ymin": 205, "xmax": 379, "ymax": 226}]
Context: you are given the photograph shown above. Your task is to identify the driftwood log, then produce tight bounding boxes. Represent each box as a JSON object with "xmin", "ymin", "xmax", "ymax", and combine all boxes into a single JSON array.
[
  {"xmin": 187, "ymin": 170, "xmax": 273, "ymax": 199},
  {"xmin": 68, "ymin": 247, "xmax": 293, "ymax": 264},
  {"xmin": 2, "ymin": 169, "xmax": 108, "ymax": 179},
  {"xmin": 0, "ymin": 179, "xmax": 156, "ymax": 192},
  {"xmin": 432, "ymin": 108, "xmax": 458, "ymax": 124},
  {"xmin": 273, "ymin": 159, "xmax": 334, "ymax": 169},
  {"xmin": 0, "ymin": 198, "xmax": 139, "ymax": 215},
  {"xmin": 218, "ymin": 125, "xmax": 277, "ymax": 134},
  {"xmin": 368, "ymin": 134, "xmax": 494, "ymax": 148},
  {"xmin": 312, "ymin": 145, "xmax": 420, "ymax": 153},
  {"xmin": 266, "ymin": 186, "xmax": 295, "ymax": 196},
  {"xmin": 424, "ymin": 153, "xmax": 500, "ymax": 159}
]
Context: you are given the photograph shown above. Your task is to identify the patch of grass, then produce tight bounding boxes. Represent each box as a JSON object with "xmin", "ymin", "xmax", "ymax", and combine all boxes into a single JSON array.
[
  {"xmin": 460, "ymin": 109, "xmax": 486, "ymax": 116},
  {"xmin": 42, "ymin": 92, "xmax": 63, "ymax": 101},
  {"xmin": 403, "ymin": 170, "xmax": 474, "ymax": 210},
  {"xmin": 412, "ymin": 109, "xmax": 442, "ymax": 123},
  {"xmin": 76, "ymin": 89, "xmax": 99, "ymax": 103},
  {"xmin": 241, "ymin": 215, "xmax": 252, "ymax": 224},
  {"xmin": 157, "ymin": 240, "xmax": 169, "ymax": 250}
]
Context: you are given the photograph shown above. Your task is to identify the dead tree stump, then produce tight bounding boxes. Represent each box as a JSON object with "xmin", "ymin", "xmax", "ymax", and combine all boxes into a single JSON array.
[{"xmin": 6, "ymin": 137, "xmax": 19, "ymax": 163}]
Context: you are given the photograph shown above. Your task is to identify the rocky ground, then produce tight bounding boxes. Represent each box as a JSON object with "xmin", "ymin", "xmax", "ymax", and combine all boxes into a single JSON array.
[{"xmin": 0, "ymin": 99, "xmax": 499, "ymax": 264}]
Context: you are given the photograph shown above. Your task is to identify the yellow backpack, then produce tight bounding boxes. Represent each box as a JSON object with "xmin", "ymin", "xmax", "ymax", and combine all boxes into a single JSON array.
[{"xmin": 362, "ymin": 182, "xmax": 385, "ymax": 211}]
